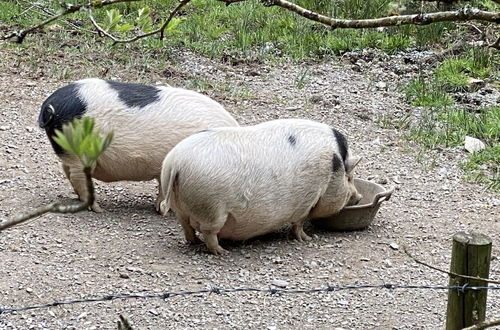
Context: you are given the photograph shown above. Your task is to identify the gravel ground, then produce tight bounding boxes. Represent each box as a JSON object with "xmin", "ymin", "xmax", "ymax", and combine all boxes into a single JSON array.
[{"xmin": 0, "ymin": 45, "xmax": 499, "ymax": 330}]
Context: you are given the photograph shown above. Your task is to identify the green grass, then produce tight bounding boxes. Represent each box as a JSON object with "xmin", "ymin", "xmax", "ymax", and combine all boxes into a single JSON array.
[
  {"xmin": 0, "ymin": 0, "xmax": 473, "ymax": 60},
  {"xmin": 435, "ymin": 48, "xmax": 493, "ymax": 92},
  {"xmin": 403, "ymin": 45, "xmax": 499, "ymax": 191},
  {"xmin": 408, "ymin": 106, "xmax": 500, "ymax": 191},
  {"xmin": 405, "ymin": 48, "xmax": 499, "ymax": 107},
  {"xmin": 405, "ymin": 76, "xmax": 454, "ymax": 108}
]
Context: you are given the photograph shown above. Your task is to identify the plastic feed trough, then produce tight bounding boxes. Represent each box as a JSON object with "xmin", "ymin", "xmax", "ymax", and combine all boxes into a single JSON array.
[{"xmin": 312, "ymin": 178, "xmax": 394, "ymax": 231}]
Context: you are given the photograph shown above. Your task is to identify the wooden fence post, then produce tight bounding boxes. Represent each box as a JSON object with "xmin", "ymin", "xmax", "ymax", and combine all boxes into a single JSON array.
[{"xmin": 446, "ymin": 232, "xmax": 492, "ymax": 330}]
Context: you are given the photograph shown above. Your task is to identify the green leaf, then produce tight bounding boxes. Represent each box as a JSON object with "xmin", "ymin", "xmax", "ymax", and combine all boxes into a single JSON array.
[
  {"xmin": 166, "ymin": 17, "xmax": 186, "ymax": 32},
  {"xmin": 52, "ymin": 117, "xmax": 113, "ymax": 168},
  {"xmin": 136, "ymin": 6, "xmax": 153, "ymax": 33},
  {"xmin": 115, "ymin": 23, "xmax": 135, "ymax": 33},
  {"xmin": 105, "ymin": 8, "xmax": 123, "ymax": 32}
]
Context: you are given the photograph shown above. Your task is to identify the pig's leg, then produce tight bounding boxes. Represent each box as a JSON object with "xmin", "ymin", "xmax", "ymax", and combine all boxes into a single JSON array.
[
  {"xmin": 62, "ymin": 164, "xmax": 71, "ymax": 182},
  {"xmin": 155, "ymin": 178, "xmax": 164, "ymax": 214},
  {"xmin": 64, "ymin": 159, "xmax": 103, "ymax": 213},
  {"xmin": 178, "ymin": 212, "xmax": 201, "ymax": 244},
  {"xmin": 203, "ymin": 232, "xmax": 227, "ymax": 255},
  {"xmin": 292, "ymin": 219, "xmax": 312, "ymax": 242},
  {"xmin": 199, "ymin": 213, "xmax": 228, "ymax": 255}
]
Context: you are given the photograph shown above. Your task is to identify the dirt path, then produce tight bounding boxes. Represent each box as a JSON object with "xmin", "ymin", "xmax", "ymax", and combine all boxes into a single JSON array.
[{"xmin": 0, "ymin": 47, "xmax": 498, "ymax": 329}]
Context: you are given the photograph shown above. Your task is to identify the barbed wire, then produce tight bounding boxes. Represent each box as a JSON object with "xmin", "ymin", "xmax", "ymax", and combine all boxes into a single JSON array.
[{"xmin": 1, "ymin": 283, "xmax": 499, "ymax": 315}]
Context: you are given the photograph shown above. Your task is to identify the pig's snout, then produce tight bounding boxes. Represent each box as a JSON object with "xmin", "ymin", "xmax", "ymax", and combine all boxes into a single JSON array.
[{"xmin": 347, "ymin": 192, "xmax": 363, "ymax": 206}]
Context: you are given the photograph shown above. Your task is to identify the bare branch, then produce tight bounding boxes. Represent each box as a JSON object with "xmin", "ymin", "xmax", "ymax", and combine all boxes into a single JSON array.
[
  {"xmin": 0, "ymin": 167, "xmax": 94, "ymax": 232},
  {"xmin": 88, "ymin": 0, "xmax": 192, "ymax": 44},
  {"xmin": 463, "ymin": 319, "xmax": 500, "ymax": 330},
  {"xmin": 1, "ymin": 0, "xmax": 141, "ymax": 43},
  {"xmin": 219, "ymin": 0, "xmax": 499, "ymax": 29},
  {"xmin": 270, "ymin": 0, "xmax": 499, "ymax": 28},
  {"xmin": 403, "ymin": 245, "xmax": 500, "ymax": 285}
]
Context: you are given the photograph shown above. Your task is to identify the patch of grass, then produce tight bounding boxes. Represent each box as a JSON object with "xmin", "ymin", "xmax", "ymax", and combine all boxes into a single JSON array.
[
  {"xmin": 461, "ymin": 145, "xmax": 500, "ymax": 192},
  {"xmin": 405, "ymin": 76, "xmax": 454, "ymax": 108},
  {"xmin": 381, "ymin": 33, "xmax": 413, "ymax": 54},
  {"xmin": 405, "ymin": 48, "xmax": 498, "ymax": 106},
  {"xmin": 0, "ymin": 0, "xmax": 446, "ymax": 60},
  {"xmin": 408, "ymin": 106, "xmax": 500, "ymax": 190},
  {"xmin": 376, "ymin": 113, "xmax": 412, "ymax": 129},
  {"xmin": 186, "ymin": 76, "xmax": 213, "ymax": 93},
  {"xmin": 435, "ymin": 48, "xmax": 492, "ymax": 92},
  {"xmin": 414, "ymin": 22, "xmax": 454, "ymax": 47}
]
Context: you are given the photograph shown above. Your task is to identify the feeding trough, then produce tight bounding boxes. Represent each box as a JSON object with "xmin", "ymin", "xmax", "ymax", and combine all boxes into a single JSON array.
[{"xmin": 312, "ymin": 178, "xmax": 394, "ymax": 231}]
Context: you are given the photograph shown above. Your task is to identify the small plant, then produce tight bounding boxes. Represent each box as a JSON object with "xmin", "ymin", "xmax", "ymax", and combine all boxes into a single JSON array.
[
  {"xmin": 295, "ymin": 67, "xmax": 310, "ymax": 89},
  {"xmin": 0, "ymin": 117, "xmax": 113, "ymax": 232},
  {"xmin": 408, "ymin": 106, "xmax": 499, "ymax": 191},
  {"xmin": 54, "ymin": 117, "xmax": 113, "ymax": 169},
  {"xmin": 405, "ymin": 76, "xmax": 454, "ymax": 108},
  {"xmin": 376, "ymin": 113, "xmax": 412, "ymax": 129},
  {"xmin": 435, "ymin": 48, "xmax": 493, "ymax": 92},
  {"xmin": 381, "ymin": 33, "xmax": 412, "ymax": 54}
]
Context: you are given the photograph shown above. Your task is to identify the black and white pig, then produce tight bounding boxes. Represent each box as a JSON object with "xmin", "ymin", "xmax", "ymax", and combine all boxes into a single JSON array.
[
  {"xmin": 159, "ymin": 118, "xmax": 362, "ymax": 254},
  {"xmin": 38, "ymin": 78, "xmax": 239, "ymax": 212}
]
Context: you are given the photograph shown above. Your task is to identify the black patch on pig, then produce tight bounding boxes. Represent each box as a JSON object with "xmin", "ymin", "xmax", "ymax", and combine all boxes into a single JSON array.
[
  {"xmin": 288, "ymin": 134, "xmax": 297, "ymax": 147},
  {"xmin": 38, "ymin": 83, "xmax": 87, "ymax": 155},
  {"xmin": 331, "ymin": 128, "xmax": 348, "ymax": 162},
  {"xmin": 107, "ymin": 80, "xmax": 161, "ymax": 108},
  {"xmin": 331, "ymin": 154, "xmax": 342, "ymax": 172}
]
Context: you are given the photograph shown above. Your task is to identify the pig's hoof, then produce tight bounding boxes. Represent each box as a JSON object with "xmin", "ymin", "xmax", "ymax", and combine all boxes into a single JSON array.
[
  {"xmin": 90, "ymin": 203, "xmax": 104, "ymax": 213},
  {"xmin": 302, "ymin": 234, "xmax": 313, "ymax": 241},
  {"xmin": 209, "ymin": 245, "xmax": 229, "ymax": 255},
  {"xmin": 296, "ymin": 232, "xmax": 312, "ymax": 242}
]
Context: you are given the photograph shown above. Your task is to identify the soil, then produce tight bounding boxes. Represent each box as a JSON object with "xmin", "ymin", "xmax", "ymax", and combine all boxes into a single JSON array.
[{"xmin": 0, "ymin": 44, "xmax": 499, "ymax": 330}]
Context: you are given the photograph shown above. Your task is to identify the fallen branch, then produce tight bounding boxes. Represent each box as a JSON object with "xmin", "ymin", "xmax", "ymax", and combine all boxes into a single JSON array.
[
  {"xmin": 463, "ymin": 319, "xmax": 500, "ymax": 330},
  {"xmin": 403, "ymin": 245, "xmax": 500, "ymax": 285},
  {"xmin": 88, "ymin": 0, "xmax": 191, "ymax": 44},
  {"xmin": 0, "ymin": 167, "xmax": 94, "ymax": 232},
  {"xmin": 1, "ymin": 0, "xmax": 141, "ymax": 43},
  {"xmin": 221, "ymin": 0, "xmax": 500, "ymax": 29}
]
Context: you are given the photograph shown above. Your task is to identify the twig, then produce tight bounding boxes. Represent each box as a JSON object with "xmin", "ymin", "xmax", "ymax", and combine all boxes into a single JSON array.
[
  {"xmin": 403, "ymin": 245, "xmax": 500, "ymax": 285},
  {"xmin": 88, "ymin": 0, "xmax": 192, "ymax": 44},
  {"xmin": 489, "ymin": 35, "xmax": 500, "ymax": 49},
  {"xmin": 0, "ymin": 167, "xmax": 94, "ymax": 232},
  {"xmin": 1, "ymin": 0, "xmax": 141, "ymax": 43},
  {"xmin": 463, "ymin": 319, "xmax": 500, "ymax": 330}
]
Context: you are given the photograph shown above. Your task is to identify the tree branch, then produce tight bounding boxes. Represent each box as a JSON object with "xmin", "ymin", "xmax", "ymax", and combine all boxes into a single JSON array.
[
  {"xmin": 403, "ymin": 245, "xmax": 500, "ymax": 285},
  {"xmin": 0, "ymin": 167, "xmax": 94, "ymax": 232},
  {"xmin": 88, "ymin": 0, "xmax": 191, "ymax": 44},
  {"xmin": 272, "ymin": 0, "xmax": 499, "ymax": 28},
  {"xmin": 220, "ymin": 0, "xmax": 500, "ymax": 29},
  {"xmin": 1, "ymin": 0, "xmax": 141, "ymax": 43},
  {"xmin": 463, "ymin": 319, "xmax": 500, "ymax": 330}
]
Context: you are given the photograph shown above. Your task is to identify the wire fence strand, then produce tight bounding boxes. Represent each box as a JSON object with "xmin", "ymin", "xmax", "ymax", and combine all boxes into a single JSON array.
[{"xmin": 1, "ymin": 283, "xmax": 499, "ymax": 315}]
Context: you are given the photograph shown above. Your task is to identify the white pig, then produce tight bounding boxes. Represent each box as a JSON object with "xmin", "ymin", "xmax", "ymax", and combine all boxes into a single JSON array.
[
  {"xmin": 160, "ymin": 118, "xmax": 362, "ymax": 254},
  {"xmin": 38, "ymin": 78, "xmax": 239, "ymax": 212}
]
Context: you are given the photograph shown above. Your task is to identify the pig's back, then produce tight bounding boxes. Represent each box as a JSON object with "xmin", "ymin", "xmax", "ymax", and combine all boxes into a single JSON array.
[{"xmin": 76, "ymin": 80, "xmax": 238, "ymax": 182}]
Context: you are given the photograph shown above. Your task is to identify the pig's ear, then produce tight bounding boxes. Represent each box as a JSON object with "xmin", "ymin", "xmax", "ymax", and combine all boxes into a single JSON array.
[
  {"xmin": 39, "ymin": 104, "xmax": 56, "ymax": 128},
  {"xmin": 345, "ymin": 156, "xmax": 362, "ymax": 175}
]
